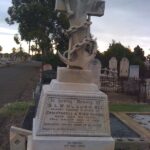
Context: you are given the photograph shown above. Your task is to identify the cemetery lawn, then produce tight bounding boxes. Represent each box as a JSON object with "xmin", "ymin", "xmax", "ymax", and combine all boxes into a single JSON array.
[
  {"xmin": 0, "ymin": 102, "xmax": 149, "ymax": 150},
  {"xmin": 0, "ymin": 101, "xmax": 32, "ymax": 150},
  {"xmin": 110, "ymin": 104, "xmax": 150, "ymax": 112}
]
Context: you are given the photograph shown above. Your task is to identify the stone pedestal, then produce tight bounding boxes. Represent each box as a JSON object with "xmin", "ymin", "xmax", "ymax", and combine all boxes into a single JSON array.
[
  {"xmin": 28, "ymin": 136, "xmax": 114, "ymax": 150},
  {"xmin": 28, "ymin": 67, "xmax": 115, "ymax": 150}
]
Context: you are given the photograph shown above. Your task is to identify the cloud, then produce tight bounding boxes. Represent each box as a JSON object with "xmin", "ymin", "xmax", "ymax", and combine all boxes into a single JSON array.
[
  {"xmin": 0, "ymin": 33, "xmax": 28, "ymax": 54},
  {"xmin": 93, "ymin": 31, "xmax": 150, "ymax": 55},
  {"xmin": 0, "ymin": 27, "xmax": 17, "ymax": 35},
  {"xmin": 91, "ymin": 0, "xmax": 150, "ymax": 56},
  {"xmin": 0, "ymin": 0, "xmax": 150, "ymax": 56},
  {"xmin": 0, "ymin": 1, "xmax": 11, "ymax": 13}
]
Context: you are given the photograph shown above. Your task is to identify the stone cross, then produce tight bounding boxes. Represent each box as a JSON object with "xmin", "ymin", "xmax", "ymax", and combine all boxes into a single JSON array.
[
  {"xmin": 55, "ymin": 0, "xmax": 105, "ymax": 18},
  {"xmin": 55, "ymin": 0, "xmax": 105, "ymax": 69}
]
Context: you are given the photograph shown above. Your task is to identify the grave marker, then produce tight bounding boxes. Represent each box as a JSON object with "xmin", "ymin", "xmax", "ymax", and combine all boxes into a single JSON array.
[
  {"xmin": 129, "ymin": 65, "xmax": 139, "ymax": 79},
  {"xmin": 88, "ymin": 59, "xmax": 101, "ymax": 88},
  {"xmin": 25, "ymin": 0, "xmax": 114, "ymax": 150},
  {"xmin": 109, "ymin": 57, "xmax": 117, "ymax": 71},
  {"xmin": 120, "ymin": 57, "xmax": 129, "ymax": 77}
]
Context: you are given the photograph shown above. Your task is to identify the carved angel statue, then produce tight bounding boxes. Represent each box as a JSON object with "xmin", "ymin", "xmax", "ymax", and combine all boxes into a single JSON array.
[{"xmin": 55, "ymin": 0, "xmax": 105, "ymax": 69}]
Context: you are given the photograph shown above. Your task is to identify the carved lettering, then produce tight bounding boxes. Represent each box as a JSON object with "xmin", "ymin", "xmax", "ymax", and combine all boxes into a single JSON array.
[{"xmin": 39, "ymin": 94, "xmax": 109, "ymax": 136}]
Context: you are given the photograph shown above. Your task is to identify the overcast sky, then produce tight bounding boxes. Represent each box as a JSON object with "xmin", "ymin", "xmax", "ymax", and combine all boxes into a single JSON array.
[{"xmin": 0, "ymin": 0, "xmax": 150, "ymax": 56}]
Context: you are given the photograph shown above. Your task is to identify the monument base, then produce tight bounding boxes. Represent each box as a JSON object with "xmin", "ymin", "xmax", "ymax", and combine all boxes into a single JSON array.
[
  {"xmin": 29, "ymin": 67, "xmax": 115, "ymax": 150},
  {"xmin": 27, "ymin": 135, "xmax": 114, "ymax": 150}
]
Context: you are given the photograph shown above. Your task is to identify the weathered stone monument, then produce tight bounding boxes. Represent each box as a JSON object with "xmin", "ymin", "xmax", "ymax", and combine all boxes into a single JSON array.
[
  {"xmin": 56, "ymin": 0, "xmax": 105, "ymax": 68},
  {"xmin": 27, "ymin": 0, "xmax": 115, "ymax": 149},
  {"xmin": 120, "ymin": 57, "xmax": 129, "ymax": 77}
]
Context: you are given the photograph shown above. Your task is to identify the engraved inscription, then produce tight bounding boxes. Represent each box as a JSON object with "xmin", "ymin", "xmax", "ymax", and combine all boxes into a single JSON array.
[
  {"xmin": 39, "ymin": 94, "xmax": 110, "ymax": 136},
  {"xmin": 64, "ymin": 142, "xmax": 85, "ymax": 150}
]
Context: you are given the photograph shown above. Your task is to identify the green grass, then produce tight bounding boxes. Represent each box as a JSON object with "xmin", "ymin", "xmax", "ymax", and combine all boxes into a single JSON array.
[
  {"xmin": 110, "ymin": 104, "xmax": 150, "ymax": 112},
  {"xmin": 0, "ymin": 102, "xmax": 150, "ymax": 117},
  {"xmin": 0, "ymin": 101, "xmax": 33, "ymax": 117}
]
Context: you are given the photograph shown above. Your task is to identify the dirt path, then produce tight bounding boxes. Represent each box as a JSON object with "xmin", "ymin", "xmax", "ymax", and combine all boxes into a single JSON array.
[{"xmin": 0, "ymin": 61, "xmax": 41, "ymax": 108}]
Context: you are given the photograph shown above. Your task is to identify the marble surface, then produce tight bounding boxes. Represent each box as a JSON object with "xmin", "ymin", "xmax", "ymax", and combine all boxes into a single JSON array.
[
  {"xmin": 120, "ymin": 57, "xmax": 129, "ymax": 77},
  {"xmin": 55, "ymin": 0, "xmax": 105, "ymax": 68},
  {"xmin": 10, "ymin": 126, "xmax": 32, "ymax": 150},
  {"xmin": 57, "ymin": 67, "xmax": 93, "ymax": 83},
  {"xmin": 130, "ymin": 114, "xmax": 150, "ymax": 131},
  {"xmin": 35, "ymin": 79, "xmax": 110, "ymax": 136},
  {"xmin": 87, "ymin": 59, "xmax": 101, "ymax": 89},
  {"xmin": 30, "ymin": 67, "xmax": 114, "ymax": 150},
  {"xmin": 109, "ymin": 57, "xmax": 117, "ymax": 71},
  {"xmin": 31, "ymin": 135, "xmax": 115, "ymax": 150}
]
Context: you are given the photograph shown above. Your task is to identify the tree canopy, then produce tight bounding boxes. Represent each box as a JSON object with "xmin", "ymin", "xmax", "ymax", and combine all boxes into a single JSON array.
[
  {"xmin": 0, "ymin": 45, "xmax": 2, "ymax": 52},
  {"xmin": 147, "ymin": 55, "xmax": 150, "ymax": 62},
  {"xmin": 97, "ymin": 41, "xmax": 133, "ymax": 68},
  {"xmin": 6, "ymin": 0, "xmax": 69, "ymax": 59},
  {"xmin": 6, "ymin": 1, "xmax": 148, "ymax": 74},
  {"xmin": 133, "ymin": 45, "xmax": 146, "ymax": 61},
  {"xmin": 95, "ymin": 41, "xmax": 147, "ymax": 78},
  {"xmin": 14, "ymin": 34, "xmax": 20, "ymax": 45}
]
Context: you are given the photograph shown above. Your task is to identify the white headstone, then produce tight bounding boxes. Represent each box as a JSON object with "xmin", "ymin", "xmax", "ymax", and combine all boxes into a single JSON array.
[
  {"xmin": 129, "ymin": 65, "xmax": 139, "ymax": 79},
  {"xmin": 145, "ymin": 60, "xmax": 150, "ymax": 70},
  {"xmin": 26, "ymin": 0, "xmax": 115, "ymax": 149},
  {"xmin": 145, "ymin": 79, "xmax": 150, "ymax": 100},
  {"xmin": 109, "ymin": 57, "xmax": 117, "ymax": 71},
  {"xmin": 120, "ymin": 57, "xmax": 129, "ymax": 77},
  {"xmin": 88, "ymin": 59, "xmax": 101, "ymax": 88},
  {"xmin": 43, "ymin": 64, "xmax": 52, "ymax": 71}
]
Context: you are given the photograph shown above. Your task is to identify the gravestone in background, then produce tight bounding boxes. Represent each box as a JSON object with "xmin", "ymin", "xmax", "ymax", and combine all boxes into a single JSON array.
[
  {"xmin": 43, "ymin": 64, "xmax": 52, "ymax": 71},
  {"xmin": 103, "ymin": 68, "xmax": 108, "ymax": 76},
  {"xmin": 145, "ymin": 60, "xmax": 150, "ymax": 71},
  {"xmin": 145, "ymin": 79, "xmax": 150, "ymax": 100},
  {"xmin": 27, "ymin": 0, "xmax": 115, "ymax": 150},
  {"xmin": 129, "ymin": 65, "xmax": 139, "ymax": 79},
  {"xmin": 88, "ymin": 59, "xmax": 101, "ymax": 89},
  {"xmin": 120, "ymin": 57, "xmax": 129, "ymax": 77},
  {"xmin": 109, "ymin": 57, "xmax": 117, "ymax": 71}
]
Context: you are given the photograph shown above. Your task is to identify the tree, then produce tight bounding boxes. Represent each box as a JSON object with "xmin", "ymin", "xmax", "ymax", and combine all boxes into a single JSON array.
[
  {"xmin": 133, "ymin": 45, "xmax": 146, "ymax": 61},
  {"xmin": 30, "ymin": 45, "xmax": 35, "ymax": 56},
  {"xmin": 147, "ymin": 54, "xmax": 150, "ymax": 62},
  {"xmin": 103, "ymin": 41, "xmax": 133, "ymax": 68},
  {"xmin": 12, "ymin": 47, "xmax": 17, "ymax": 53},
  {"xmin": 14, "ymin": 34, "xmax": 20, "ymax": 45},
  {"xmin": 6, "ymin": 0, "xmax": 69, "ymax": 64},
  {"xmin": 0, "ymin": 45, "xmax": 2, "ymax": 52},
  {"xmin": 14, "ymin": 34, "xmax": 23, "ymax": 52}
]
